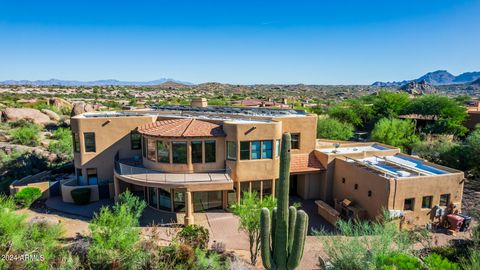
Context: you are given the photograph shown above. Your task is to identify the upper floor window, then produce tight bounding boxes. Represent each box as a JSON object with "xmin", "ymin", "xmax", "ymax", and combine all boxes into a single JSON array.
[
  {"xmin": 130, "ymin": 131, "xmax": 141, "ymax": 150},
  {"xmin": 291, "ymin": 133, "xmax": 300, "ymax": 149},
  {"xmin": 84, "ymin": 132, "xmax": 96, "ymax": 152},
  {"xmin": 142, "ymin": 137, "xmax": 147, "ymax": 158},
  {"xmin": 275, "ymin": 139, "xmax": 280, "ymax": 158},
  {"xmin": 205, "ymin": 140, "xmax": 216, "ymax": 163},
  {"xmin": 157, "ymin": 141, "xmax": 170, "ymax": 163},
  {"xmin": 239, "ymin": 140, "xmax": 273, "ymax": 160},
  {"xmin": 440, "ymin": 194, "xmax": 450, "ymax": 207},
  {"xmin": 172, "ymin": 142, "xmax": 187, "ymax": 164},
  {"xmin": 73, "ymin": 132, "xmax": 80, "ymax": 153},
  {"xmin": 227, "ymin": 141, "xmax": 237, "ymax": 160},
  {"xmin": 147, "ymin": 139, "xmax": 156, "ymax": 161},
  {"xmin": 191, "ymin": 141, "xmax": 203, "ymax": 163}
]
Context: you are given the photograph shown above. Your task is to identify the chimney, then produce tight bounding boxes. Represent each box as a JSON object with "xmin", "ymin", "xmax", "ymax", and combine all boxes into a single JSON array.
[{"xmin": 191, "ymin": 98, "xmax": 208, "ymax": 108}]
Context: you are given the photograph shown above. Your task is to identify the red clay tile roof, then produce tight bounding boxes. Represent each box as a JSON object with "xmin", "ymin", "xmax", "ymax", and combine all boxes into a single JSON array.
[
  {"xmin": 290, "ymin": 152, "xmax": 325, "ymax": 173},
  {"xmin": 138, "ymin": 118, "xmax": 225, "ymax": 137}
]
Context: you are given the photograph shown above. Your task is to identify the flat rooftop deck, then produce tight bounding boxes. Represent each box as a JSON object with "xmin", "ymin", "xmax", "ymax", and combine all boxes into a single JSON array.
[{"xmin": 317, "ymin": 144, "xmax": 390, "ymax": 154}]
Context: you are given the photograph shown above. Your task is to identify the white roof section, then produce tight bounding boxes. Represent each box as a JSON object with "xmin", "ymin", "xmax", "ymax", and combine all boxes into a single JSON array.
[{"xmin": 318, "ymin": 144, "xmax": 390, "ymax": 154}]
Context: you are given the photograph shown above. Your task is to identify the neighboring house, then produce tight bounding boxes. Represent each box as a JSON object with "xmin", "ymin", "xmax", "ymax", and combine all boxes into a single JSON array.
[
  {"xmin": 466, "ymin": 102, "xmax": 480, "ymax": 130},
  {"xmin": 71, "ymin": 98, "xmax": 464, "ymax": 228}
]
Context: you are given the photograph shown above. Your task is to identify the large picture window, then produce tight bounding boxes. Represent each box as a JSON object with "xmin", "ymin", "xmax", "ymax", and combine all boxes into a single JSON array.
[
  {"xmin": 157, "ymin": 141, "xmax": 170, "ymax": 163},
  {"xmin": 84, "ymin": 132, "xmax": 96, "ymax": 152},
  {"xmin": 147, "ymin": 139, "xmax": 156, "ymax": 161},
  {"xmin": 251, "ymin": 141, "xmax": 261, "ymax": 160},
  {"xmin": 172, "ymin": 142, "xmax": 187, "ymax": 164},
  {"xmin": 130, "ymin": 131, "xmax": 141, "ymax": 150},
  {"xmin": 73, "ymin": 132, "xmax": 80, "ymax": 153},
  {"xmin": 205, "ymin": 140, "xmax": 216, "ymax": 163},
  {"xmin": 227, "ymin": 141, "xmax": 237, "ymax": 160},
  {"xmin": 191, "ymin": 141, "xmax": 203, "ymax": 163},
  {"xmin": 262, "ymin": 140, "xmax": 273, "ymax": 159}
]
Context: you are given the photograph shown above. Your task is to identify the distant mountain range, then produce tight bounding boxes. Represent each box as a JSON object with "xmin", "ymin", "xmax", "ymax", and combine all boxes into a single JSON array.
[
  {"xmin": 0, "ymin": 78, "xmax": 192, "ymax": 86},
  {"xmin": 372, "ymin": 70, "xmax": 480, "ymax": 87}
]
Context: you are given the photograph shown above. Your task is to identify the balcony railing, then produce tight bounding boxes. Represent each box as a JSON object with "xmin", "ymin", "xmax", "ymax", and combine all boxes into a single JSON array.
[{"xmin": 114, "ymin": 160, "xmax": 232, "ymax": 185}]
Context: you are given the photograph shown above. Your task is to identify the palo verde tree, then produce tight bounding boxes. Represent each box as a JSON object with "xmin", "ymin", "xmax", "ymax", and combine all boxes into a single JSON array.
[{"xmin": 260, "ymin": 133, "xmax": 308, "ymax": 270}]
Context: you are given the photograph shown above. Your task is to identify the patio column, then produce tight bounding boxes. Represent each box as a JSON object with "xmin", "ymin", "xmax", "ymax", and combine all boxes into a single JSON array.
[
  {"xmin": 113, "ymin": 176, "xmax": 120, "ymax": 202},
  {"xmin": 184, "ymin": 191, "xmax": 194, "ymax": 225}
]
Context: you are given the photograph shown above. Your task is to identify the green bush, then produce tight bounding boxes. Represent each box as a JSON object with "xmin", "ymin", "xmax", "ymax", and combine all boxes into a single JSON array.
[
  {"xmin": 195, "ymin": 249, "xmax": 230, "ymax": 270},
  {"xmin": 15, "ymin": 187, "xmax": 42, "ymax": 208},
  {"xmin": 48, "ymin": 128, "xmax": 73, "ymax": 160},
  {"xmin": 371, "ymin": 118, "xmax": 420, "ymax": 152},
  {"xmin": 88, "ymin": 194, "xmax": 146, "ymax": 269},
  {"xmin": 70, "ymin": 188, "xmax": 91, "ymax": 205},
  {"xmin": 375, "ymin": 252, "xmax": 423, "ymax": 270},
  {"xmin": 176, "ymin": 224, "xmax": 210, "ymax": 250},
  {"xmin": 9, "ymin": 122, "xmax": 41, "ymax": 146},
  {"xmin": 317, "ymin": 117, "xmax": 354, "ymax": 140},
  {"xmin": 424, "ymin": 253, "xmax": 460, "ymax": 270}
]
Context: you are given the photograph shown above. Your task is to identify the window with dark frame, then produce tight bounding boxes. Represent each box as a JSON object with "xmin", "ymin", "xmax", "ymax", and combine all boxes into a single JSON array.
[
  {"xmin": 440, "ymin": 194, "xmax": 450, "ymax": 206},
  {"xmin": 422, "ymin": 196, "xmax": 433, "ymax": 209},
  {"xmin": 354, "ymin": 184, "xmax": 358, "ymax": 190},
  {"xmin": 191, "ymin": 141, "xmax": 203, "ymax": 163},
  {"xmin": 205, "ymin": 140, "xmax": 216, "ymax": 163},
  {"xmin": 73, "ymin": 132, "xmax": 80, "ymax": 153},
  {"xmin": 172, "ymin": 142, "xmax": 188, "ymax": 164},
  {"xmin": 251, "ymin": 141, "xmax": 261, "ymax": 160},
  {"xmin": 404, "ymin": 198, "xmax": 415, "ymax": 211},
  {"xmin": 130, "ymin": 131, "xmax": 141, "ymax": 150},
  {"xmin": 291, "ymin": 133, "xmax": 300, "ymax": 149},
  {"xmin": 240, "ymin": 141, "xmax": 250, "ymax": 160},
  {"xmin": 368, "ymin": 190, "xmax": 372, "ymax": 197},
  {"xmin": 156, "ymin": 141, "xmax": 169, "ymax": 163},
  {"xmin": 227, "ymin": 141, "xmax": 237, "ymax": 160},
  {"xmin": 261, "ymin": 140, "xmax": 273, "ymax": 159},
  {"xmin": 84, "ymin": 132, "xmax": 96, "ymax": 152},
  {"xmin": 147, "ymin": 139, "xmax": 156, "ymax": 161},
  {"xmin": 342, "ymin": 177, "xmax": 346, "ymax": 184}
]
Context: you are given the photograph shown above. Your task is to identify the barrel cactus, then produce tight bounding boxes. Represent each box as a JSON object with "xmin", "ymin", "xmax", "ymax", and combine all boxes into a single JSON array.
[{"xmin": 260, "ymin": 132, "xmax": 308, "ymax": 270}]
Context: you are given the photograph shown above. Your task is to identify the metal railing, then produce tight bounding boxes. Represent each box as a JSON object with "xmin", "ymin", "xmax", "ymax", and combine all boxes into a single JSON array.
[{"xmin": 114, "ymin": 160, "xmax": 232, "ymax": 184}]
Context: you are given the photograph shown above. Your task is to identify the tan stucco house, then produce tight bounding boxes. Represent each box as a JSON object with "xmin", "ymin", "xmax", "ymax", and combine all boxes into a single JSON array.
[{"xmin": 71, "ymin": 98, "xmax": 464, "ymax": 228}]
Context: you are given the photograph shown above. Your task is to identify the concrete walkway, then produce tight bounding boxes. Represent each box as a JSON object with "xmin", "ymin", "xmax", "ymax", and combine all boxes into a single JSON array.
[{"xmin": 45, "ymin": 196, "xmax": 113, "ymax": 219}]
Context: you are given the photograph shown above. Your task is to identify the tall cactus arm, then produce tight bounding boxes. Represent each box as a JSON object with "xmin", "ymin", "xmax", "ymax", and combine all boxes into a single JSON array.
[
  {"xmin": 261, "ymin": 208, "xmax": 275, "ymax": 270},
  {"xmin": 287, "ymin": 210, "xmax": 308, "ymax": 270},
  {"xmin": 288, "ymin": 206, "xmax": 297, "ymax": 254},
  {"xmin": 271, "ymin": 207, "xmax": 277, "ymax": 252},
  {"xmin": 274, "ymin": 133, "xmax": 291, "ymax": 269}
]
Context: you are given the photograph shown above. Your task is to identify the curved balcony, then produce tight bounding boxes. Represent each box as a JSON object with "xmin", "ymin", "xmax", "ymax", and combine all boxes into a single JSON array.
[{"xmin": 114, "ymin": 159, "xmax": 233, "ymax": 190}]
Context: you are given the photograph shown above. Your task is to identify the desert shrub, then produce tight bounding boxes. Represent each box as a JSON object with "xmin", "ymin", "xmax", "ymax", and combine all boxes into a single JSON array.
[
  {"xmin": 9, "ymin": 121, "xmax": 41, "ymax": 146},
  {"xmin": 0, "ymin": 151, "xmax": 48, "ymax": 194},
  {"xmin": 88, "ymin": 194, "xmax": 146, "ymax": 269},
  {"xmin": 117, "ymin": 190, "xmax": 146, "ymax": 221},
  {"xmin": 0, "ymin": 194, "xmax": 16, "ymax": 210},
  {"xmin": 70, "ymin": 188, "xmax": 91, "ymax": 205},
  {"xmin": 424, "ymin": 253, "xmax": 460, "ymax": 270},
  {"xmin": 0, "ymin": 202, "xmax": 27, "ymax": 253},
  {"xmin": 413, "ymin": 137, "xmax": 463, "ymax": 170},
  {"xmin": 48, "ymin": 127, "xmax": 73, "ymax": 160},
  {"xmin": 176, "ymin": 224, "xmax": 210, "ymax": 250},
  {"xmin": 317, "ymin": 117, "xmax": 354, "ymax": 140},
  {"xmin": 375, "ymin": 252, "xmax": 423, "ymax": 270},
  {"xmin": 195, "ymin": 249, "xmax": 230, "ymax": 270},
  {"xmin": 316, "ymin": 214, "xmax": 416, "ymax": 270},
  {"xmin": 460, "ymin": 249, "xmax": 480, "ymax": 270},
  {"xmin": 156, "ymin": 242, "xmax": 196, "ymax": 269},
  {"xmin": 15, "ymin": 187, "xmax": 42, "ymax": 208}
]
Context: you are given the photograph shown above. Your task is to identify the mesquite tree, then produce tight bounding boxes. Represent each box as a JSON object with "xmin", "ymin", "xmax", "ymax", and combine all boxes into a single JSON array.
[{"xmin": 260, "ymin": 132, "xmax": 308, "ymax": 270}]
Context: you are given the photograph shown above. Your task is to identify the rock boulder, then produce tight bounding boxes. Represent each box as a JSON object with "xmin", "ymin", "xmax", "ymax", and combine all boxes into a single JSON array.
[
  {"xmin": 49, "ymin": 97, "xmax": 73, "ymax": 110},
  {"xmin": 1, "ymin": 108, "xmax": 51, "ymax": 125},
  {"xmin": 71, "ymin": 102, "xmax": 95, "ymax": 117},
  {"xmin": 40, "ymin": 109, "xmax": 61, "ymax": 121}
]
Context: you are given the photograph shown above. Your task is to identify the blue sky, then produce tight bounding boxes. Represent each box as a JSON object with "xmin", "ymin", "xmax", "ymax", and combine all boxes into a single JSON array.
[{"xmin": 0, "ymin": 0, "xmax": 479, "ymax": 84}]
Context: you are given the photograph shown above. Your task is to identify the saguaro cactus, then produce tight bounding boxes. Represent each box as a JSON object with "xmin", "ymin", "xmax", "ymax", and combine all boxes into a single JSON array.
[{"xmin": 260, "ymin": 132, "xmax": 308, "ymax": 270}]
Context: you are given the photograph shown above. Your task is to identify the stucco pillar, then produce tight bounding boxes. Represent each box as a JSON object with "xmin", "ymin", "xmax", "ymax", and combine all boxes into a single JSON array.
[
  {"xmin": 271, "ymin": 178, "xmax": 276, "ymax": 198},
  {"xmin": 113, "ymin": 176, "xmax": 120, "ymax": 202},
  {"xmin": 184, "ymin": 191, "xmax": 194, "ymax": 225}
]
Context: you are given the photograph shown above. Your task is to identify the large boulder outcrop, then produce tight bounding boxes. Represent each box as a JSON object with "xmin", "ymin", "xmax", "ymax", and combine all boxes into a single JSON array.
[
  {"xmin": 71, "ymin": 102, "xmax": 95, "ymax": 117},
  {"xmin": 49, "ymin": 97, "xmax": 72, "ymax": 110},
  {"xmin": 40, "ymin": 109, "xmax": 61, "ymax": 121},
  {"xmin": 1, "ymin": 108, "xmax": 51, "ymax": 125}
]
